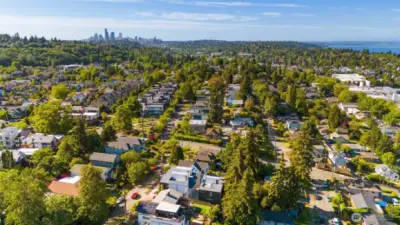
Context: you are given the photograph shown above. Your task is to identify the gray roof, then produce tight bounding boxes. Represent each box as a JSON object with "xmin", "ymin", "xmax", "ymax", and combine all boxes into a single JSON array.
[
  {"xmin": 89, "ymin": 152, "xmax": 117, "ymax": 163},
  {"xmin": 33, "ymin": 135, "xmax": 55, "ymax": 144},
  {"xmin": 199, "ymin": 175, "xmax": 223, "ymax": 193},
  {"xmin": 178, "ymin": 160, "xmax": 202, "ymax": 172},
  {"xmin": 106, "ymin": 136, "xmax": 143, "ymax": 151},
  {"xmin": 160, "ymin": 167, "xmax": 175, "ymax": 184},
  {"xmin": 136, "ymin": 202, "xmax": 158, "ymax": 215},
  {"xmin": 351, "ymin": 193, "xmax": 368, "ymax": 209},
  {"xmin": 152, "ymin": 189, "xmax": 182, "ymax": 204}
]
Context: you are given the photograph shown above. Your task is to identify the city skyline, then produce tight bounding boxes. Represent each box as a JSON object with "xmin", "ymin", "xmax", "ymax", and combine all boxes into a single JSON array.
[{"xmin": 1, "ymin": 0, "xmax": 400, "ymax": 41}]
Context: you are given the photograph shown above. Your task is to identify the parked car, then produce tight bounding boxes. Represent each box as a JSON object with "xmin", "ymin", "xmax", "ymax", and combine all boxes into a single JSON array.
[
  {"xmin": 116, "ymin": 197, "xmax": 125, "ymax": 204},
  {"xmin": 131, "ymin": 192, "xmax": 139, "ymax": 199},
  {"xmin": 393, "ymin": 198, "xmax": 398, "ymax": 206}
]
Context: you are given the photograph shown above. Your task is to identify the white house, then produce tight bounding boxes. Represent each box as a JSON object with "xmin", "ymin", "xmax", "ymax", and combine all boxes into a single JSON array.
[
  {"xmin": 338, "ymin": 103, "xmax": 360, "ymax": 116},
  {"xmin": 0, "ymin": 127, "xmax": 20, "ymax": 149},
  {"xmin": 168, "ymin": 166, "xmax": 193, "ymax": 196},
  {"xmin": 375, "ymin": 164, "xmax": 399, "ymax": 182},
  {"xmin": 329, "ymin": 151, "xmax": 347, "ymax": 167},
  {"xmin": 332, "ymin": 73, "xmax": 366, "ymax": 84},
  {"xmin": 189, "ymin": 120, "xmax": 207, "ymax": 133}
]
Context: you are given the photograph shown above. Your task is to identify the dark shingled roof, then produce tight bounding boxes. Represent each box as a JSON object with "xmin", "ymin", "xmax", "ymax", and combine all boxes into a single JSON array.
[
  {"xmin": 136, "ymin": 202, "xmax": 158, "ymax": 215},
  {"xmin": 106, "ymin": 136, "xmax": 143, "ymax": 151}
]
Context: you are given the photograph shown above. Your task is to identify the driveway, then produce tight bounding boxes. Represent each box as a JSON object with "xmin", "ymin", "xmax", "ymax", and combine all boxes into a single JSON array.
[{"xmin": 125, "ymin": 184, "xmax": 159, "ymax": 212}]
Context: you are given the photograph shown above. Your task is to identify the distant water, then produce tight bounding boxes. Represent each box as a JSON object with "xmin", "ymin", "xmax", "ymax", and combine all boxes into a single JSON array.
[{"xmin": 326, "ymin": 42, "xmax": 400, "ymax": 54}]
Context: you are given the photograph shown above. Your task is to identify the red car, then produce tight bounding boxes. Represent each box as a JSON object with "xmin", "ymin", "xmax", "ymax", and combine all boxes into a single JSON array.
[{"xmin": 131, "ymin": 192, "xmax": 139, "ymax": 199}]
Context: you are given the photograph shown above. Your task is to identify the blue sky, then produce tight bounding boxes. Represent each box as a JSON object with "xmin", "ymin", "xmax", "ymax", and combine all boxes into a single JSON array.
[{"xmin": 1, "ymin": 0, "xmax": 400, "ymax": 41}]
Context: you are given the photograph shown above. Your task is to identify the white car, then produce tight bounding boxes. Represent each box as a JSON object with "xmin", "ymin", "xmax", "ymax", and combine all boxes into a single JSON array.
[{"xmin": 393, "ymin": 198, "xmax": 398, "ymax": 206}]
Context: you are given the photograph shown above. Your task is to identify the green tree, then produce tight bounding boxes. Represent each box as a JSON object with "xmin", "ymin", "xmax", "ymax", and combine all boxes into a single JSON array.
[
  {"xmin": 30, "ymin": 101, "xmax": 72, "ymax": 134},
  {"xmin": 31, "ymin": 147, "xmax": 68, "ymax": 177},
  {"xmin": 43, "ymin": 195, "xmax": 79, "ymax": 225},
  {"xmin": 76, "ymin": 165, "xmax": 109, "ymax": 224},
  {"xmin": 168, "ymin": 145, "xmax": 184, "ymax": 164},
  {"xmin": 127, "ymin": 161, "xmax": 149, "ymax": 185},
  {"xmin": 111, "ymin": 105, "xmax": 132, "ymax": 131},
  {"xmin": 386, "ymin": 205, "xmax": 400, "ymax": 220},
  {"xmin": 101, "ymin": 123, "xmax": 117, "ymax": 143},
  {"xmin": 51, "ymin": 84, "xmax": 70, "ymax": 100},
  {"xmin": 1, "ymin": 148, "xmax": 15, "ymax": 169},
  {"xmin": 264, "ymin": 93, "xmax": 278, "ymax": 116},
  {"xmin": 381, "ymin": 152, "xmax": 397, "ymax": 167},
  {"xmin": 338, "ymin": 90, "xmax": 356, "ymax": 103},
  {"xmin": 181, "ymin": 82, "xmax": 196, "ymax": 101},
  {"xmin": 0, "ymin": 169, "xmax": 49, "ymax": 225},
  {"xmin": 285, "ymin": 83, "xmax": 296, "ymax": 106},
  {"xmin": 375, "ymin": 132, "xmax": 393, "ymax": 156},
  {"xmin": 328, "ymin": 104, "xmax": 341, "ymax": 131}
]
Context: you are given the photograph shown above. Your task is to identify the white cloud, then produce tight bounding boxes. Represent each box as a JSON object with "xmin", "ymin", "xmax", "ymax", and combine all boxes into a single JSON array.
[
  {"xmin": 165, "ymin": 1, "xmax": 307, "ymax": 7},
  {"xmin": 393, "ymin": 9, "xmax": 400, "ymax": 12},
  {"xmin": 161, "ymin": 12, "xmax": 235, "ymax": 21},
  {"xmin": 77, "ymin": 0, "xmax": 143, "ymax": 2},
  {"xmin": 292, "ymin": 13, "xmax": 316, "ymax": 17},
  {"xmin": 263, "ymin": 4, "xmax": 306, "ymax": 7},
  {"xmin": 262, "ymin": 12, "xmax": 281, "ymax": 17},
  {"xmin": 233, "ymin": 16, "xmax": 258, "ymax": 22},
  {"xmin": 194, "ymin": 1, "xmax": 253, "ymax": 6},
  {"xmin": 136, "ymin": 12, "xmax": 156, "ymax": 17}
]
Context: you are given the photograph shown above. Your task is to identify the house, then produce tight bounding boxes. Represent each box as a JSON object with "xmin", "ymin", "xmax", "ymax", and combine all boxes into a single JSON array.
[
  {"xmin": 329, "ymin": 151, "xmax": 347, "ymax": 167},
  {"xmin": 205, "ymin": 128, "xmax": 221, "ymax": 140},
  {"xmin": 71, "ymin": 92, "xmax": 87, "ymax": 102},
  {"xmin": 381, "ymin": 127, "xmax": 397, "ymax": 139},
  {"xmin": 199, "ymin": 175, "xmax": 223, "ymax": 204},
  {"xmin": 152, "ymin": 189, "xmax": 183, "ymax": 204},
  {"xmin": 350, "ymin": 193, "xmax": 369, "ymax": 209},
  {"xmin": 105, "ymin": 136, "xmax": 146, "ymax": 155},
  {"xmin": 344, "ymin": 143, "xmax": 368, "ymax": 152},
  {"xmin": 70, "ymin": 164, "xmax": 112, "ymax": 181},
  {"xmin": 136, "ymin": 201, "xmax": 188, "ymax": 225},
  {"xmin": 47, "ymin": 181, "xmax": 79, "ymax": 196},
  {"xmin": 160, "ymin": 166, "xmax": 197, "ymax": 197},
  {"xmin": 22, "ymin": 133, "xmax": 58, "ymax": 149},
  {"xmin": 229, "ymin": 117, "xmax": 254, "ymax": 129},
  {"xmin": 375, "ymin": 164, "xmax": 399, "ymax": 182},
  {"xmin": 0, "ymin": 127, "xmax": 20, "ymax": 148},
  {"xmin": 189, "ymin": 120, "xmax": 207, "ymax": 133},
  {"xmin": 89, "ymin": 152, "xmax": 118, "ymax": 169},
  {"xmin": 195, "ymin": 148, "xmax": 220, "ymax": 163},
  {"xmin": 329, "ymin": 132, "xmax": 349, "ymax": 143},
  {"xmin": 71, "ymin": 106, "xmax": 100, "ymax": 123},
  {"xmin": 189, "ymin": 101, "xmax": 209, "ymax": 120},
  {"xmin": 260, "ymin": 210, "xmax": 294, "ymax": 225},
  {"xmin": 178, "ymin": 160, "xmax": 203, "ymax": 177},
  {"xmin": 338, "ymin": 103, "xmax": 360, "ymax": 116}
]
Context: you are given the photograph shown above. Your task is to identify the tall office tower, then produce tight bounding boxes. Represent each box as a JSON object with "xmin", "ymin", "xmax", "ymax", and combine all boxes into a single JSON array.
[
  {"xmin": 104, "ymin": 28, "xmax": 110, "ymax": 42},
  {"xmin": 94, "ymin": 33, "xmax": 99, "ymax": 42},
  {"xmin": 110, "ymin": 32, "xmax": 115, "ymax": 42},
  {"xmin": 135, "ymin": 36, "xmax": 138, "ymax": 41},
  {"xmin": 118, "ymin": 32, "xmax": 123, "ymax": 40},
  {"xmin": 99, "ymin": 34, "xmax": 104, "ymax": 42}
]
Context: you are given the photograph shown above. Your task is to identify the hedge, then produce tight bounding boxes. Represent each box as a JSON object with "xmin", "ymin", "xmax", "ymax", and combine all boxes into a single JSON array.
[{"xmin": 174, "ymin": 134, "xmax": 222, "ymax": 146}]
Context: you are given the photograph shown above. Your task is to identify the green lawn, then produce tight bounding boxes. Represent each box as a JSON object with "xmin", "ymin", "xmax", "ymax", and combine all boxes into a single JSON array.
[{"xmin": 295, "ymin": 208, "xmax": 312, "ymax": 225}]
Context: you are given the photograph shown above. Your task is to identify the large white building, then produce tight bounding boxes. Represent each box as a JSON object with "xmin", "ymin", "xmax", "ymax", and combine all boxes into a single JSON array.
[
  {"xmin": 332, "ymin": 73, "xmax": 366, "ymax": 84},
  {"xmin": 349, "ymin": 85, "xmax": 400, "ymax": 103}
]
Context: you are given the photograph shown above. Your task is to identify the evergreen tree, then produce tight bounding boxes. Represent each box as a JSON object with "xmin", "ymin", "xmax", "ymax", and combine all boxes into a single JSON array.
[
  {"xmin": 285, "ymin": 83, "xmax": 296, "ymax": 106},
  {"xmin": 264, "ymin": 93, "xmax": 278, "ymax": 116},
  {"xmin": 1, "ymin": 148, "xmax": 15, "ymax": 169},
  {"xmin": 375, "ymin": 132, "xmax": 393, "ymax": 156},
  {"xmin": 168, "ymin": 145, "xmax": 184, "ymax": 165},
  {"xmin": 101, "ymin": 123, "xmax": 117, "ymax": 143},
  {"xmin": 328, "ymin": 104, "xmax": 341, "ymax": 131}
]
